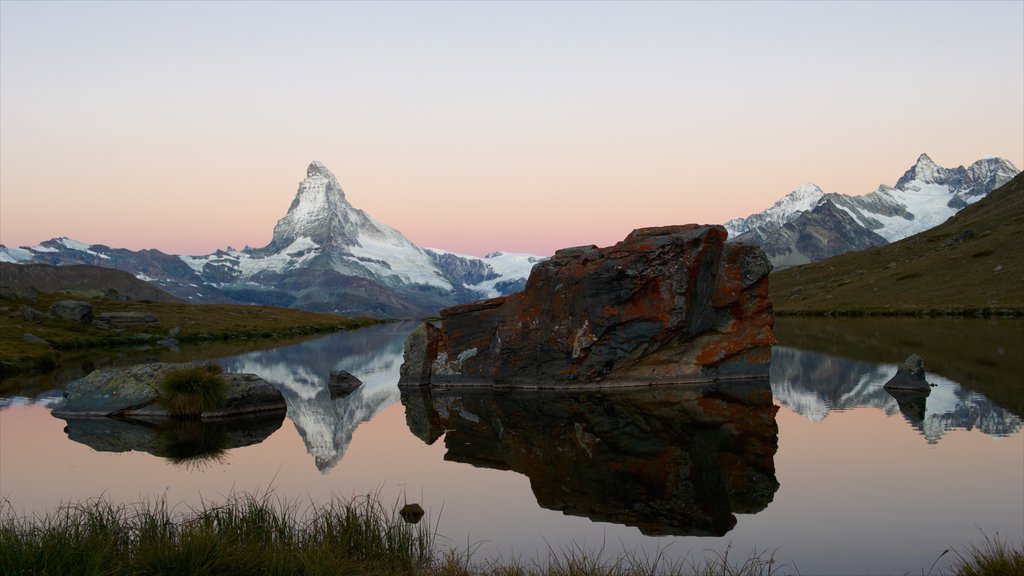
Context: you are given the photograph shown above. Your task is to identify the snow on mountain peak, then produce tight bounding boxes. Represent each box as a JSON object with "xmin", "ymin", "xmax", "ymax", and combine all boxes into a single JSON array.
[{"xmin": 306, "ymin": 160, "xmax": 331, "ymax": 178}]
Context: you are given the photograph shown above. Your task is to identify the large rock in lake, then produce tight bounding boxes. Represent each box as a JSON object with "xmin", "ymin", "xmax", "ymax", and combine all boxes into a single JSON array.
[
  {"xmin": 53, "ymin": 363, "xmax": 286, "ymax": 418},
  {"xmin": 400, "ymin": 225, "xmax": 774, "ymax": 387}
]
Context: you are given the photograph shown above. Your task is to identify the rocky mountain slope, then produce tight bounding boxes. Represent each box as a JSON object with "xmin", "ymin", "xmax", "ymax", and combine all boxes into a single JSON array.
[
  {"xmin": 1, "ymin": 162, "xmax": 542, "ymax": 318},
  {"xmin": 0, "ymin": 263, "xmax": 181, "ymax": 303},
  {"xmin": 771, "ymin": 172, "xmax": 1024, "ymax": 315},
  {"xmin": 727, "ymin": 155, "xmax": 1019, "ymax": 268}
]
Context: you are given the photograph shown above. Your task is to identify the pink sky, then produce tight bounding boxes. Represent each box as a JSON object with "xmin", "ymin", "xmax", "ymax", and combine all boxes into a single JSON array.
[{"xmin": 2, "ymin": 2, "xmax": 1022, "ymax": 257}]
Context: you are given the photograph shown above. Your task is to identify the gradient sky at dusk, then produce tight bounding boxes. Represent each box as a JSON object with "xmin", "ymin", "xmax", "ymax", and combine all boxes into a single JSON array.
[{"xmin": 2, "ymin": 1, "xmax": 1022, "ymax": 257}]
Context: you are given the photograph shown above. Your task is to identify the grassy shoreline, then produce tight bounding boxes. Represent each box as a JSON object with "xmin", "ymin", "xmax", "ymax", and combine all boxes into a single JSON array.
[
  {"xmin": 1, "ymin": 492, "xmax": 1020, "ymax": 576},
  {"xmin": 0, "ymin": 292, "xmax": 380, "ymax": 378}
]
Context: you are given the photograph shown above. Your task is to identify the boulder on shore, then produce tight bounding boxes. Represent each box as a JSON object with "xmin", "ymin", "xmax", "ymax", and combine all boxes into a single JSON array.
[
  {"xmin": 400, "ymin": 224, "xmax": 775, "ymax": 387},
  {"xmin": 883, "ymin": 354, "xmax": 931, "ymax": 393},
  {"xmin": 50, "ymin": 300, "xmax": 93, "ymax": 323},
  {"xmin": 52, "ymin": 363, "xmax": 286, "ymax": 419}
]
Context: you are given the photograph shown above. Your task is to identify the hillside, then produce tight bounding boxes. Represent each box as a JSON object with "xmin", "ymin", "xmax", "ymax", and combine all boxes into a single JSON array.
[
  {"xmin": 0, "ymin": 263, "xmax": 182, "ymax": 303},
  {"xmin": 771, "ymin": 173, "xmax": 1024, "ymax": 315}
]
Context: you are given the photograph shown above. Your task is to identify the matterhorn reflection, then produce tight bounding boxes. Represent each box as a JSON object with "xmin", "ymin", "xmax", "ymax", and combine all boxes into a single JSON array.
[
  {"xmin": 770, "ymin": 347, "xmax": 1022, "ymax": 443},
  {"xmin": 401, "ymin": 381, "xmax": 779, "ymax": 537},
  {"xmin": 215, "ymin": 322, "xmax": 412, "ymax": 472}
]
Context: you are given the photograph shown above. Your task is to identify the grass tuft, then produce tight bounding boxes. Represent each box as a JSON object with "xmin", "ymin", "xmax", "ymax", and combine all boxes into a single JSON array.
[
  {"xmin": 156, "ymin": 364, "xmax": 228, "ymax": 418},
  {"xmin": 949, "ymin": 532, "xmax": 1023, "ymax": 576}
]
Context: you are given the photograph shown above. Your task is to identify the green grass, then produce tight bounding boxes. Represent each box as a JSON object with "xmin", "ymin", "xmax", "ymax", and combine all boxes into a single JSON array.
[
  {"xmin": 155, "ymin": 364, "xmax": 229, "ymax": 418},
  {"xmin": 0, "ymin": 292, "xmax": 380, "ymax": 378},
  {"xmin": 5, "ymin": 492, "xmax": 1017, "ymax": 575}
]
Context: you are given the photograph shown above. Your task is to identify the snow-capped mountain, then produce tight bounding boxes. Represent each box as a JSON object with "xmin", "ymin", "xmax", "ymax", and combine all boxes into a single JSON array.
[
  {"xmin": 1, "ymin": 162, "xmax": 544, "ymax": 317},
  {"xmin": 726, "ymin": 155, "xmax": 1019, "ymax": 268}
]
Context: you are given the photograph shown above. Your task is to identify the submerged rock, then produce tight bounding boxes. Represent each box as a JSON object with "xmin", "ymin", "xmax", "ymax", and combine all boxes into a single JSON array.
[
  {"xmin": 883, "ymin": 354, "xmax": 931, "ymax": 392},
  {"xmin": 53, "ymin": 363, "xmax": 286, "ymax": 418},
  {"xmin": 400, "ymin": 225, "xmax": 775, "ymax": 387}
]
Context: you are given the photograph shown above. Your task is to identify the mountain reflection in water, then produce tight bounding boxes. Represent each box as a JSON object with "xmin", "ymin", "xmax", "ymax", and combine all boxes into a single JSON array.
[
  {"xmin": 401, "ymin": 381, "xmax": 779, "ymax": 537},
  {"xmin": 213, "ymin": 322, "xmax": 412, "ymax": 472},
  {"xmin": 771, "ymin": 346, "xmax": 1022, "ymax": 443}
]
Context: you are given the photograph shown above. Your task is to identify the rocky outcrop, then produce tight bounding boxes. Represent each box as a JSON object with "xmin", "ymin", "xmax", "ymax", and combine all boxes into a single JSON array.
[
  {"xmin": 53, "ymin": 363, "xmax": 286, "ymax": 419},
  {"xmin": 94, "ymin": 311, "xmax": 160, "ymax": 330},
  {"xmin": 400, "ymin": 381, "xmax": 779, "ymax": 536},
  {"xmin": 400, "ymin": 225, "xmax": 774, "ymax": 387},
  {"xmin": 883, "ymin": 354, "xmax": 931, "ymax": 392},
  {"xmin": 50, "ymin": 300, "xmax": 93, "ymax": 323}
]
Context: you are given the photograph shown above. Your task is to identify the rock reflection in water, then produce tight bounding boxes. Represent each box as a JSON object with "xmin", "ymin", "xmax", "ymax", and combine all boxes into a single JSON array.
[
  {"xmin": 771, "ymin": 346, "xmax": 1023, "ymax": 442},
  {"xmin": 401, "ymin": 381, "xmax": 779, "ymax": 537},
  {"xmin": 57, "ymin": 413, "xmax": 283, "ymax": 466}
]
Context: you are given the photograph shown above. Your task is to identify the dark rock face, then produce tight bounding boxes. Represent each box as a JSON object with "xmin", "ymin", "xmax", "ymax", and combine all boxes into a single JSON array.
[
  {"xmin": 327, "ymin": 370, "xmax": 362, "ymax": 398},
  {"xmin": 401, "ymin": 225, "xmax": 774, "ymax": 387},
  {"xmin": 53, "ymin": 363, "xmax": 287, "ymax": 418},
  {"xmin": 734, "ymin": 200, "xmax": 889, "ymax": 269},
  {"xmin": 883, "ymin": 354, "xmax": 931, "ymax": 392},
  {"xmin": 400, "ymin": 381, "xmax": 779, "ymax": 536},
  {"xmin": 50, "ymin": 300, "xmax": 93, "ymax": 323}
]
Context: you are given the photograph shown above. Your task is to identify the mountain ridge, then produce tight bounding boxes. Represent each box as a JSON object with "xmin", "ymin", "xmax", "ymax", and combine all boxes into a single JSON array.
[
  {"xmin": 770, "ymin": 172, "xmax": 1024, "ymax": 315},
  {"xmin": 1, "ymin": 162, "xmax": 542, "ymax": 318},
  {"xmin": 728, "ymin": 155, "xmax": 1019, "ymax": 268}
]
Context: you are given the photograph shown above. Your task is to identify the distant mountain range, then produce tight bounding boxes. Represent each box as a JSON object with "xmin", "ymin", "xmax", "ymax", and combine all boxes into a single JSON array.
[
  {"xmin": 771, "ymin": 171, "xmax": 1024, "ymax": 314},
  {"xmin": 726, "ymin": 154, "xmax": 1019, "ymax": 269},
  {"xmin": 2, "ymin": 155, "xmax": 1018, "ymax": 316},
  {"xmin": 1, "ymin": 162, "xmax": 540, "ymax": 318}
]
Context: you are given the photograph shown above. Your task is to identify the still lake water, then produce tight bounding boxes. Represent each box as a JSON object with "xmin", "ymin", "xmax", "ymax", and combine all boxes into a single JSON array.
[{"xmin": 1, "ymin": 319, "xmax": 1021, "ymax": 575}]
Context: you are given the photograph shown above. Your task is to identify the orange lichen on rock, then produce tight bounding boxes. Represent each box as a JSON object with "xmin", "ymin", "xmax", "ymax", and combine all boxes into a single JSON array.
[{"xmin": 399, "ymin": 225, "xmax": 775, "ymax": 387}]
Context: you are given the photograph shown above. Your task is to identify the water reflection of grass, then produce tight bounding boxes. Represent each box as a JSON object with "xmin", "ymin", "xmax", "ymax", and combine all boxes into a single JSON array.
[
  {"xmin": 2, "ymin": 491, "xmax": 1017, "ymax": 575},
  {"xmin": 158, "ymin": 419, "xmax": 229, "ymax": 469}
]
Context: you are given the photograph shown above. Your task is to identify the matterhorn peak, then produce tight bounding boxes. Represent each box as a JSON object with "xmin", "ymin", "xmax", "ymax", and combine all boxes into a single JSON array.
[
  {"xmin": 265, "ymin": 161, "xmax": 359, "ymax": 250},
  {"xmin": 307, "ymin": 160, "xmax": 332, "ymax": 178}
]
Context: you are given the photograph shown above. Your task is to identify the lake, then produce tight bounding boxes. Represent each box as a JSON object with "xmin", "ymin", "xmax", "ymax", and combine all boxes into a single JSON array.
[{"xmin": 1, "ymin": 318, "xmax": 1021, "ymax": 575}]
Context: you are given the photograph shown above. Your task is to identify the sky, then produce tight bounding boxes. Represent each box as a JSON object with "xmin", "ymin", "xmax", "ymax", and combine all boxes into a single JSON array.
[{"xmin": 1, "ymin": 1, "xmax": 1022, "ymax": 257}]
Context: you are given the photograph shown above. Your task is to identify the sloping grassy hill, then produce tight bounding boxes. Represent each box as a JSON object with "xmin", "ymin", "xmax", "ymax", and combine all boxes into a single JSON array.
[
  {"xmin": 772, "ymin": 173, "xmax": 1024, "ymax": 315},
  {"xmin": 0, "ymin": 263, "xmax": 182, "ymax": 303},
  {"xmin": 1, "ymin": 291, "xmax": 378, "ymax": 377}
]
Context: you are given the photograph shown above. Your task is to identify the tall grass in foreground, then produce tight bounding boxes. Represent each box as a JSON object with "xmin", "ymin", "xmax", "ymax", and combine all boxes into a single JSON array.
[
  {"xmin": 0, "ymin": 490, "xmax": 433, "ymax": 576},
  {"xmin": 949, "ymin": 532, "xmax": 1024, "ymax": 576},
  {"xmin": 2, "ymin": 491, "xmax": 1019, "ymax": 576}
]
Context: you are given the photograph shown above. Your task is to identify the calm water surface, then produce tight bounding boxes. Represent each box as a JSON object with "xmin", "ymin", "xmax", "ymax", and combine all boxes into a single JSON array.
[{"xmin": 1, "ymin": 320, "xmax": 1021, "ymax": 575}]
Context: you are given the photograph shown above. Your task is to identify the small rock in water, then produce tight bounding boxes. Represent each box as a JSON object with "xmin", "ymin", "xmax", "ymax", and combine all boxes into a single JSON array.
[
  {"xmin": 883, "ymin": 354, "xmax": 931, "ymax": 392},
  {"xmin": 328, "ymin": 370, "xmax": 362, "ymax": 399},
  {"xmin": 399, "ymin": 503, "xmax": 425, "ymax": 524}
]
